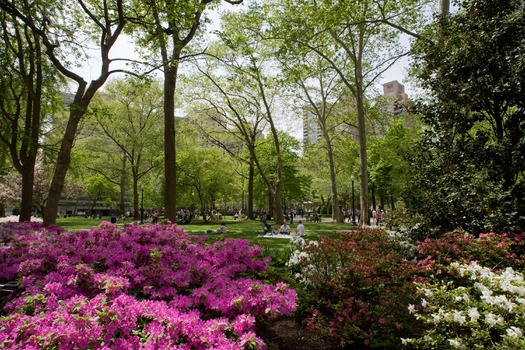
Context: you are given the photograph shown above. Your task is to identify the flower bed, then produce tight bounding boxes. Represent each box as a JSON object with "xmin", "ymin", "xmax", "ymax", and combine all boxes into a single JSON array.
[
  {"xmin": 0, "ymin": 221, "xmax": 297, "ymax": 349},
  {"xmin": 287, "ymin": 228, "xmax": 525, "ymax": 349}
]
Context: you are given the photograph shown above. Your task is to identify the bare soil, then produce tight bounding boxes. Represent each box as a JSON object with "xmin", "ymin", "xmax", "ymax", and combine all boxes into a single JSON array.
[{"xmin": 256, "ymin": 317, "xmax": 336, "ymax": 350}]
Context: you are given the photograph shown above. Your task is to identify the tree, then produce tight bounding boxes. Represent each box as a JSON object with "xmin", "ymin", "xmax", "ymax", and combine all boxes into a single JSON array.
[
  {"xmin": 177, "ymin": 146, "xmax": 239, "ymax": 213},
  {"xmin": 86, "ymin": 77, "xmax": 163, "ymax": 219},
  {"xmin": 252, "ymin": 132, "xmax": 310, "ymax": 215},
  {"xmin": 185, "ymin": 40, "xmax": 271, "ymax": 220},
  {"xmin": 0, "ymin": 9, "xmax": 62, "ymax": 221},
  {"xmin": 186, "ymin": 4, "xmax": 288, "ymax": 223},
  {"xmin": 270, "ymin": 0, "xmax": 429, "ymax": 226},
  {"xmin": 0, "ymin": 0, "xmax": 131, "ymax": 226},
  {"xmin": 408, "ymin": 0, "xmax": 525, "ymax": 234},
  {"xmin": 127, "ymin": 0, "xmax": 243, "ymax": 223},
  {"xmin": 279, "ymin": 52, "xmax": 348, "ymax": 222},
  {"xmin": 183, "ymin": 68, "xmax": 258, "ymax": 219},
  {"xmin": 0, "ymin": 168, "xmax": 20, "ymax": 217},
  {"xmin": 84, "ymin": 174, "xmax": 119, "ymax": 215},
  {"xmin": 368, "ymin": 117, "xmax": 420, "ymax": 211},
  {"xmin": 439, "ymin": 0, "xmax": 450, "ymax": 17},
  {"xmin": 0, "ymin": 144, "xmax": 10, "ymax": 216}
]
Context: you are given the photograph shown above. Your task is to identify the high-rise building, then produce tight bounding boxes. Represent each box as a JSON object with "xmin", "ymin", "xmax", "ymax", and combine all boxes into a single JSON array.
[
  {"xmin": 302, "ymin": 110, "xmax": 322, "ymax": 147},
  {"xmin": 382, "ymin": 80, "xmax": 408, "ymax": 115}
]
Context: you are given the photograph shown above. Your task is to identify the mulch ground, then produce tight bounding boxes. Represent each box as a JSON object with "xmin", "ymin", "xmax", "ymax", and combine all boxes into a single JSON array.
[{"xmin": 256, "ymin": 317, "xmax": 336, "ymax": 350}]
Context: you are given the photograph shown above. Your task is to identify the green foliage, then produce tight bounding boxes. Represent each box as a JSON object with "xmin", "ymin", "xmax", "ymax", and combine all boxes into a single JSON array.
[
  {"xmin": 177, "ymin": 146, "xmax": 240, "ymax": 210},
  {"xmin": 84, "ymin": 174, "xmax": 119, "ymax": 210},
  {"xmin": 368, "ymin": 117, "xmax": 421, "ymax": 210},
  {"xmin": 252, "ymin": 132, "xmax": 311, "ymax": 208},
  {"xmin": 408, "ymin": 0, "xmax": 525, "ymax": 234}
]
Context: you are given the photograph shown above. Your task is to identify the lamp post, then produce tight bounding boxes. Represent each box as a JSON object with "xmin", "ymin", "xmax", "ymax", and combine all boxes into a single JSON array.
[
  {"xmin": 351, "ymin": 175, "xmax": 356, "ymax": 224},
  {"xmin": 140, "ymin": 185, "xmax": 144, "ymax": 224}
]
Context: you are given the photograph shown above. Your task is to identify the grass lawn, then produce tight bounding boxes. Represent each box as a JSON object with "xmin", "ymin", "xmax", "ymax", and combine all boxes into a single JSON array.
[{"xmin": 55, "ymin": 215, "xmax": 356, "ymax": 261}]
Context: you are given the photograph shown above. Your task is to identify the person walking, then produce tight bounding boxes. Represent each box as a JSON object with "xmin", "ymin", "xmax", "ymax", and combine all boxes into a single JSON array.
[{"xmin": 375, "ymin": 209, "xmax": 382, "ymax": 226}]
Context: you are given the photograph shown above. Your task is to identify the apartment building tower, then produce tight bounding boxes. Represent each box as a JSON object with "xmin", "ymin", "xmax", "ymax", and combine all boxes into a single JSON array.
[{"xmin": 382, "ymin": 80, "xmax": 408, "ymax": 115}]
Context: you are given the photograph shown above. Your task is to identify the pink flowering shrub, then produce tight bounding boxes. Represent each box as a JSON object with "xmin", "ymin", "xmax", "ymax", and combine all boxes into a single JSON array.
[
  {"xmin": 416, "ymin": 230, "xmax": 525, "ymax": 276},
  {"xmin": 0, "ymin": 221, "xmax": 297, "ymax": 349},
  {"xmin": 287, "ymin": 229, "xmax": 423, "ymax": 348},
  {"xmin": 0, "ymin": 221, "xmax": 46, "ymax": 243}
]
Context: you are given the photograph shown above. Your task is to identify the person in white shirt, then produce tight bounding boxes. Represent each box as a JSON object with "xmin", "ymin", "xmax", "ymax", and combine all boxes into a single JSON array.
[
  {"xmin": 279, "ymin": 222, "xmax": 290, "ymax": 235},
  {"xmin": 296, "ymin": 220, "xmax": 305, "ymax": 236}
]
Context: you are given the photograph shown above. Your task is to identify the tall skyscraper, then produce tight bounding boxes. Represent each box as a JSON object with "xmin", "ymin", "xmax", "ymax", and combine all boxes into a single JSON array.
[{"xmin": 303, "ymin": 110, "xmax": 322, "ymax": 147}]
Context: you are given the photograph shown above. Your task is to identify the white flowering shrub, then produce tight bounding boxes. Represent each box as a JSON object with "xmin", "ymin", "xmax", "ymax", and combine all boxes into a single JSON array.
[
  {"xmin": 286, "ymin": 237, "xmax": 318, "ymax": 286},
  {"xmin": 387, "ymin": 229, "xmax": 417, "ymax": 260},
  {"xmin": 403, "ymin": 261, "xmax": 525, "ymax": 349}
]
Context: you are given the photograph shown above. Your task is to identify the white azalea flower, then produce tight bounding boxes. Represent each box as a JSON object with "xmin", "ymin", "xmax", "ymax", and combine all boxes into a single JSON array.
[
  {"xmin": 506, "ymin": 326, "xmax": 523, "ymax": 338},
  {"xmin": 468, "ymin": 307, "xmax": 480, "ymax": 321},
  {"xmin": 485, "ymin": 313, "xmax": 497, "ymax": 327},
  {"xmin": 461, "ymin": 293, "xmax": 470, "ymax": 302},
  {"xmin": 448, "ymin": 338, "xmax": 466, "ymax": 349},
  {"xmin": 401, "ymin": 338, "xmax": 412, "ymax": 345},
  {"xmin": 453, "ymin": 310, "xmax": 466, "ymax": 324},
  {"xmin": 423, "ymin": 288, "xmax": 433, "ymax": 297}
]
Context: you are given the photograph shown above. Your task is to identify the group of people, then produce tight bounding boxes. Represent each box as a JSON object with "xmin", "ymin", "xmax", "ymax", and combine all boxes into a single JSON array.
[
  {"xmin": 343, "ymin": 208, "xmax": 361, "ymax": 223},
  {"xmin": 260, "ymin": 217, "xmax": 305, "ymax": 237},
  {"xmin": 274, "ymin": 220, "xmax": 305, "ymax": 236},
  {"xmin": 372, "ymin": 209, "xmax": 387, "ymax": 226}
]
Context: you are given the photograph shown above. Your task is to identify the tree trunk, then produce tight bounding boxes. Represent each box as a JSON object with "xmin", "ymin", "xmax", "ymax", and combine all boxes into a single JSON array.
[
  {"xmin": 19, "ymin": 166, "xmax": 35, "ymax": 222},
  {"xmin": 324, "ymin": 131, "xmax": 340, "ymax": 222},
  {"xmin": 268, "ymin": 190, "xmax": 273, "ymax": 218},
  {"xmin": 439, "ymin": 0, "xmax": 450, "ymax": 17},
  {"xmin": 356, "ymin": 81, "xmax": 369, "ymax": 227},
  {"xmin": 133, "ymin": 180, "xmax": 139, "ymax": 220},
  {"xmin": 247, "ymin": 160, "xmax": 254, "ymax": 220},
  {"xmin": 371, "ymin": 182, "xmax": 376, "ymax": 211},
  {"xmin": 43, "ymin": 111, "xmax": 83, "ymax": 226},
  {"xmin": 119, "ymin": 155, "xmax": 126, "ymax": 215},
  {"xmin": 163, "ymin": 63, "xmax": 178, "ymax": 223},
  {"xmin": 273, "ymin": 187, "xmax": 284, "ymax": 224}
]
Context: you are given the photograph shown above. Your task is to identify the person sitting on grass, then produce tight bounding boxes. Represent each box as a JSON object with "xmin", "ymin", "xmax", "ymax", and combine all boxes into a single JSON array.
[
  {"xmin": 216, "ymin": 222, "xmax": 228, "ymax": 234},
  {"xmin": 296, "ymin": 220, "xmax": 305, "ymax": 236},
  {"xmin": 279, "ymin": 222, "xmax": 290, "ymax": 235}
]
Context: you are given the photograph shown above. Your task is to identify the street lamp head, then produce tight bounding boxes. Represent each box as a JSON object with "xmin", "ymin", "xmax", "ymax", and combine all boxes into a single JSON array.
[
  {"xmin": 141, "ymin": 184, "xmax": 144, "ymax": 190},
  {"xmin": 351, "ymin": 175, "xmax": 355, "ymax": 181}
]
